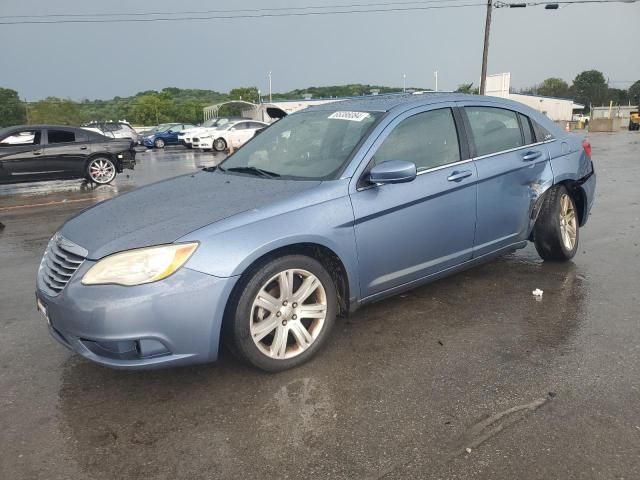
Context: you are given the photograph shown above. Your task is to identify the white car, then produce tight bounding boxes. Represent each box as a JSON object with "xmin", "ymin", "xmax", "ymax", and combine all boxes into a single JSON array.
[
  {"xmin": 192, "ymin": 120, "xmax": 268, "ymax": 152},
  {"xmin": 178, "ymin": 117, "xmax": 245, "ymax": 149}
]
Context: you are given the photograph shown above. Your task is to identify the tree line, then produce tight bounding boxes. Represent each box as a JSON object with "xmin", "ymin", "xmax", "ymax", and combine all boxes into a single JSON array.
[
  {"xmin": 456, "ymin": 70, "xmax": 640, "ymax": 110},
  {"xmin": 1, "ymin": 71, "xmax": 638, "ymax": 128}
]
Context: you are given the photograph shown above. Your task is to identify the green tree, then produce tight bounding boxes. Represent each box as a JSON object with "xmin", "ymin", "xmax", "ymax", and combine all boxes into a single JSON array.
[
  {"xmin": 229, "ymin": 87, "xmax": 260, "ymax": 103},
  {"xmin": 628, "ymin": 80, "xmax": 640, "ymax": 106},
  {"xmin": 0, "ymin": 87, "xmax": 27, "ymax": 127},
  {"xmin": 572, "ymin": 70, "xmax": 608, "ymax": 108},
  {"xmin": 29, "ymin": 97, "xmax": 82, "ymax": 125},
  {"xmin": 536, "ymin": 77, "xmax": 570, "ymax": 98},
  {"xmin": 455, "ymin": 83, "xmax": 478, "ymax": 94},
  {"xmin": 607, "ymin": 88, "xmax": 629, "ymax": 105},
  {"xmin": 130, "ymin": 92, "xmax": 177, "ymax": 125}
]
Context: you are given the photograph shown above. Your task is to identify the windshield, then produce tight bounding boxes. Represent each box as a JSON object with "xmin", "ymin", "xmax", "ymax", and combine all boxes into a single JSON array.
[{"xmin": 219, "ymin": 110, "xmax": 380, "ymax": 180}]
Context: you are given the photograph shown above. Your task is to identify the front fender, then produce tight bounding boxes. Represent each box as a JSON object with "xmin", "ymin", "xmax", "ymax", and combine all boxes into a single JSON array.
[{"xmin": 179, "ymin": 191, "xmax": 361, "ymax": 302}]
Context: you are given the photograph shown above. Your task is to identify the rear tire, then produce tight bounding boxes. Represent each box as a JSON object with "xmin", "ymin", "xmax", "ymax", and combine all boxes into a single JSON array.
[
  {"xmin": 86, "ymin": 156, "xmax": 117, "ymax": 184},
  {"xmin": 533, "ymin": 185, "xmax": 579, "ymax": 261},
  {"xmin": 226, "ymin": 255, "xmax": 337, "ymax": 372}
]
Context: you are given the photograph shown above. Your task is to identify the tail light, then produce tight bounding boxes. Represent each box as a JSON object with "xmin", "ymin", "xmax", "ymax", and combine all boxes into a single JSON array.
[{"xmin": 582, "ymin": 138, "xmax": 592, "ymax": 159}]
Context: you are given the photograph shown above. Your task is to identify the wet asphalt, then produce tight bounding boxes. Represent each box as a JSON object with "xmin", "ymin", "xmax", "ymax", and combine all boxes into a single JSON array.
[{"xmin": 0, "ymin": 135, "xmax": 639, "ymax": 479}]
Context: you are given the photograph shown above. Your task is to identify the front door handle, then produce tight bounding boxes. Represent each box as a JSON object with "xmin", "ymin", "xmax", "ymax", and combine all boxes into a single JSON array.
[
  {"xmin": 522, "ymin": 151, "xmax": 542, "ymax": 161},
  {"xmin": 80, "ymin": 146, "xmax": 88, "ymax": 150},
  {"xmin": 447, "ymin": 170, "xmax": 472, "ymax": 182},
  {"xmin": 32, "ymin": 149, "xmax": 41, "ymax": 156}
]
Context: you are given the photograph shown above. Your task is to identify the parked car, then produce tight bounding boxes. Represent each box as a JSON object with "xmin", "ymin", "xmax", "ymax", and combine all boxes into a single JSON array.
[
  {"xmin": 142, "ymin": 123, "xmax": 196, "ymax": 149},
  {"xmin": 0, "ymin": 125, "xmax": 135, "ymax": 185},
  {"xmin": 192, "ymin": 120, "xmax": 269, "ymax": 151},
  {"xmin": 82, "ymin": 121, "xmax": 140, "ymax": 145},
  {"xmin": 178, "ymin": 117, "xmax": 246, "ymax": 149},
  {"xmin": 35, "ymin": 94, "xmax": 595, "ymax": 372}
]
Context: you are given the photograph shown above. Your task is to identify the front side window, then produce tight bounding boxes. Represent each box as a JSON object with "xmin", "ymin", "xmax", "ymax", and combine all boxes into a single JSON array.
[
  {"xmin": 465, "ymin": 107, "xmax": 523, "ymax": 156},
  {"xmin": 48, "ymin": 130, "xmax": 75, "ymax": 144},
  {"xmin": 220, "ymin": 109, "xmax": 381, "ymax": 180},
  {"xmin": 0, "ymin": 129, "xmax": 41, "ymax": 146},
  {"xmin": 373, "ymin": 108, "xmax": 461, "ymax": 172}
]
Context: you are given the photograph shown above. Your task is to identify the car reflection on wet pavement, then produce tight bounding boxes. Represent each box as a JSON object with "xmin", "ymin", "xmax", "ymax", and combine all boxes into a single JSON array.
[{"xmin": 1, "ymin": 134, "xmax": 639, "ymax": 479}]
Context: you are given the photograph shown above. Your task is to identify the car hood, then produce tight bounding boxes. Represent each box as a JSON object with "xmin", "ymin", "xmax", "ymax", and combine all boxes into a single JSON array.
[{"xmin": 60, "ymin": 171, "xmax": 321, "ymax": 259}]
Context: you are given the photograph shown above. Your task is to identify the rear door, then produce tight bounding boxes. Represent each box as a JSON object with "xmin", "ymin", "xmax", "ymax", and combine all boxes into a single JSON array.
[
  {"xmin": 459, "ymin": 104, "xmax": 552, "ymax": 256},
  {"xmin": 0, "ymin": 128, "xmax": 45, "ymax": 181},
  {"xmin": 229, "ymin": 122, "xmax": 253, "ymax": 148},
  {"xmin": 43, "ymin": 128, "xmax": 90, "ymax": 177},
  {"xmin": 350, "ymin": 105, "xmax": 477, "ymax": 298}
]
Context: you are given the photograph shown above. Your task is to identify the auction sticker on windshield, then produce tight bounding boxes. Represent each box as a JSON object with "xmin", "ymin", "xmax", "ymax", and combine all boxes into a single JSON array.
[{"xmin": 328, "ymin": 111, "xmax": 371, "ymax": 122}]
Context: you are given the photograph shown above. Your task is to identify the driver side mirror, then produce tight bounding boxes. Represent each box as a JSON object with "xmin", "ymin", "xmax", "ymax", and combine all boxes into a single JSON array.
[{"xmin": 369, "ymin": 160, "xmax": 417, "ymax": 185}]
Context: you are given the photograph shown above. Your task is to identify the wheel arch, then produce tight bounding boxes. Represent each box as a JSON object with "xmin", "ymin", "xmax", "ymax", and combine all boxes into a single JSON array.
[
  {"xmin": 84, "ymin": 152, "xmax": 122, "ymax": 174},
  {"xmin": 224, "ymin": 242, "xmax": 352, "ymax": 321}
]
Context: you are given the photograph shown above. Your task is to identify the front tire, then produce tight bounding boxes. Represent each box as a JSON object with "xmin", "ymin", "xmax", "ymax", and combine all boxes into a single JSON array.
[
  {"xmin": 86, "ymin": 157, "xmax": 117, "ymax": 184},
  {"xmin": 533, "ymin": 185, "xmax": 579, "ymax": 261},
  {"xmin": 227, "ymin": 255, "xmax": 337, "ymax": 372},
  {"xmin": 154, "ymin": 138, "xmax": 165, "ymax": 149},
  {"xmin": 213, "ymin": 138, "xmax": 227, "ymax": 152}
]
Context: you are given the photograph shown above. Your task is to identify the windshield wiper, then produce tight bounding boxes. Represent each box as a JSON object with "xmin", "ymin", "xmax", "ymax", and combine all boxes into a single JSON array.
[{"xmin": 224, "ymin": 166, "xmax": 280, "ymax": 178}]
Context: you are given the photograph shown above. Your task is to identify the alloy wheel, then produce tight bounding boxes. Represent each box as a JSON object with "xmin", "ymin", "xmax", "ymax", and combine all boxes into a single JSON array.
[
  {"xmin": 250, "ymin": 269, "xmax": 328, "ymax": 360},
  {"xmin": 88, "ymin": 158, "xmax": 116, "ymax": 184},
  {"xmin": 559, "ymin": 193, "xmax": 577, "ymax": 251}
]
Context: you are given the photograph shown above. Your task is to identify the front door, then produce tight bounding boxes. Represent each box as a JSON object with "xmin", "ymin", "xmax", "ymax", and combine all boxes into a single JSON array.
[{"xmin": 350, "ymin": 107, "xmax": 477, "ymax": 299}]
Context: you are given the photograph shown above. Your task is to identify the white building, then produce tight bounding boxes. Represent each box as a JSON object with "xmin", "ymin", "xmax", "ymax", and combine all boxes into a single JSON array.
[{"xmin": 485, "ymin": 73, "xmax": 584, "ymax": 122}]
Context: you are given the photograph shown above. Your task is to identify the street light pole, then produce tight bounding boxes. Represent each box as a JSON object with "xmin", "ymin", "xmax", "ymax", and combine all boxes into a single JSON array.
[
  {"xmin": 479, "ymin": 0, "xmax": 493, "ymax": 95},
  {"xmin": 403, "ymin": 74, "xmax": 406, "ymax": 93},
  {"xmin": 268, "ymin": 71, "xmax": 272, "ymax": 103},
  {"xmin": 434, "ymin": 71, "xmax": 438, "ymax": 92}
]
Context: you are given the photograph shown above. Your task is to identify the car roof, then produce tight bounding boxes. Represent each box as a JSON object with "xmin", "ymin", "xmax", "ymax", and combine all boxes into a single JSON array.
[{"xmin": 306, "ymin": 92, "xmax": 542, "ymax": 114}]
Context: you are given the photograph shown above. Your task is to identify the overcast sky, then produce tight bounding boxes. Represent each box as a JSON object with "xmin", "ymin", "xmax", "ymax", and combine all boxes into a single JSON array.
[{"xmin": 0, "ymin": 0, "xmax": 637, "ymax": 100}]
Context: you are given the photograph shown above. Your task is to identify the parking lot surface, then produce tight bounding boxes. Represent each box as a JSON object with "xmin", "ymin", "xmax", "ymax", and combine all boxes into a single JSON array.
[{"xmin": 1, "ymin": 134, "xmax": 639, "ymax": 479}]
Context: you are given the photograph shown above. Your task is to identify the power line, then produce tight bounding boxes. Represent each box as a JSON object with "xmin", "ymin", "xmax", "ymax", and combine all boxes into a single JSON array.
[
  {"xmin": 0, "ymin": 3, "xmax": 485, "ymax": 25},
  {"xmin": 0, "ymin": 0, "xmax": 475, "ymax": 19}
]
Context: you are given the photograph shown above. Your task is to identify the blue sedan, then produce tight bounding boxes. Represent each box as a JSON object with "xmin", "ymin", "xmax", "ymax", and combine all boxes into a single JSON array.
[
  {"xmin": 36, "ymin": 93, "xmax": 595, "ymax": 371},
  {"xmin": 143, "ymin": 123, "xmax": 196, "ymax": 149}
]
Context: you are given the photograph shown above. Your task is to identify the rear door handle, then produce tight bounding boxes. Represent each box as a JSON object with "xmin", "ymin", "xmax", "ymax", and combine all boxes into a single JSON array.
[
  {"xmin": 447, "ymin": 170, "xmax": 473, "ymax": 182},
  {"xmin": 522, "ymin": 151, "xmax": 542, "ymax": 161}
]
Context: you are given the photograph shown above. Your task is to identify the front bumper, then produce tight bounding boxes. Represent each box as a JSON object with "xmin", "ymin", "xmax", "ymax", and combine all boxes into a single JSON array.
[
  {"xmin": 193, "ymin": 138, "xmax": 213, "ymax": 149},
  {"xmin": 36, "ymin": 263, "xmax": 238, "ymax": 370},
  {"xmin": 142, "ymin": 138, "xmax": 155, "ymax": 147}
]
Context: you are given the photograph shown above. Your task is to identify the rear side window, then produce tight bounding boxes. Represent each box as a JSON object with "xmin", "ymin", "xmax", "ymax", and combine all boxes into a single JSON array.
[
  {"xmin": 518, "ymin": 113, "xmax": 535, "ymax": 145},
  {"xmin": 373, "ymin": 108, "xmax": 461, "ymax": 172},
  {"xmin": 465, "ymin": 107, "xmax": 523, "ymax": 156},
  {"xmin": 47, "ymin": 130, "xmax": 75, "ymax": 144}
]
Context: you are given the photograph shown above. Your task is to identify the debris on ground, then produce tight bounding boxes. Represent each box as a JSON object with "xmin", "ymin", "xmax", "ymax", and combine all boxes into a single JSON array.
[
  {"xmin": 532, "ymin": 288, "xmax": 544, "ymax": 300},
  {"xmin": 465, "ymin": 448, "xmax": 472, "ymax": 454},
  {"xmin": 437, "ymin": 340, "xmax": 444, "ymax": 346},
  {"xmin": 0, "ymin": 222, "xmax": 5, "ymax": 231}
]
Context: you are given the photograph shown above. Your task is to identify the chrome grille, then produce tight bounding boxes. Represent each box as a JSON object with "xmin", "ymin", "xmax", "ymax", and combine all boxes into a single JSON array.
[{"xmin": 38, "ymin": 234, "xmax": 87, "ymax": 296}]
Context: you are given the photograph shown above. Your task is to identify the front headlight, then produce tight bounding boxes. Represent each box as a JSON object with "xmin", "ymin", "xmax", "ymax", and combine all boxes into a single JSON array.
[{"xmin": 82, "ymin": 243, "xmax": 198, "ymax": 286}]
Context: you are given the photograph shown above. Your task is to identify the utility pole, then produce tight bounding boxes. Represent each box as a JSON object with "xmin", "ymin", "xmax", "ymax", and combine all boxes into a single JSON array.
[
  {"xmin": 434, "ymin": 71, "xmax": 438, "ymax": 92},
  {"xmin": 268, "ymin": 71, "xmax": 272, "ymax": 103},
  {"xmin": 403, "ymin": 74, "xmax": 406, "ymax": 93},
  {"xmin": 479, "ymin": 0, "xmax": 493, "ymax": 95}
]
